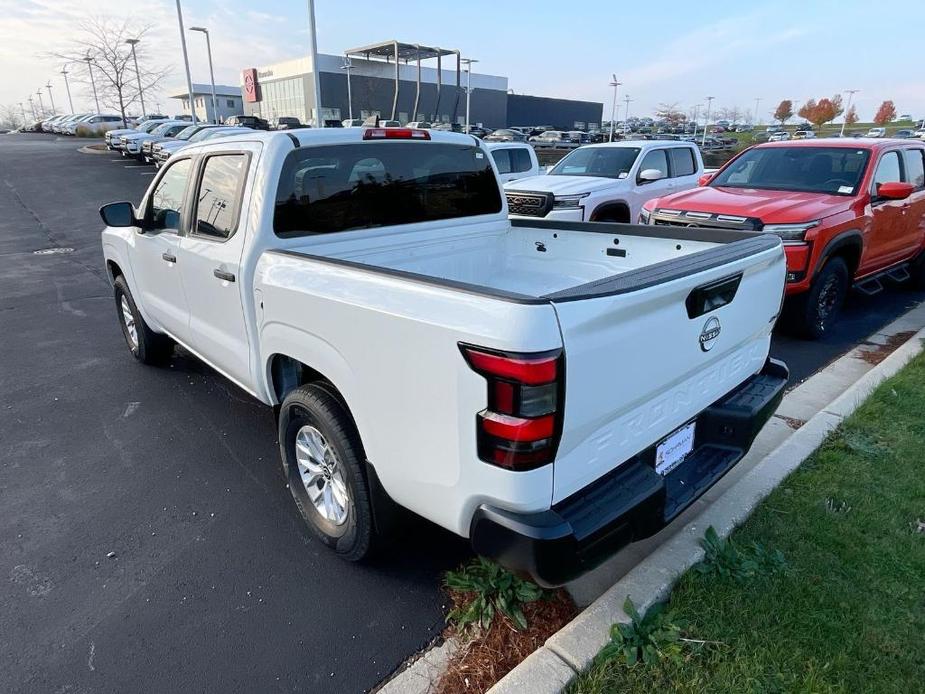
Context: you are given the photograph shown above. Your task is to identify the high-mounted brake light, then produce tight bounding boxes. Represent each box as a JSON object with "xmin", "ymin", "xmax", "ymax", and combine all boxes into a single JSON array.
[
  {"xmin": 460, "ymin": 344, "xmax": 564, "ymax": 471},
  {"xmin": 363, "ymin": 128, "xmax": 431, "ymax": 141}
]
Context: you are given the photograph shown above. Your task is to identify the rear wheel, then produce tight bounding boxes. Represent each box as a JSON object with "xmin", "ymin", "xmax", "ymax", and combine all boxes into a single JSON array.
[
  {"xmin": 278, "ymin": 384, "xmax": 376, "ymax": 561},
  {"xmin": 785, "ymin": 257, "xmax": 850, "ymax": 339},
  {"xmin": 909, "ymin": 252, "xmax": 925, "ymax": 290}
]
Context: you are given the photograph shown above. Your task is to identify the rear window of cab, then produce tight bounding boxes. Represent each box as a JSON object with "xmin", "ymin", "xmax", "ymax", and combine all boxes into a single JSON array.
[{"xmin": 273, "ymin": 142, "xmax": 502, "ymax": 236}]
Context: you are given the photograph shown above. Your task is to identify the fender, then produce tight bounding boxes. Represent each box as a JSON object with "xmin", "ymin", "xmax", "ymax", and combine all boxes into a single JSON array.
[
  {"xmin": 101, "ymin": 238, "xmax": 157, "ymax": 329},
  {"xmin": 812, "ymin": 229, "xmax": 864, "ymax": 280}
]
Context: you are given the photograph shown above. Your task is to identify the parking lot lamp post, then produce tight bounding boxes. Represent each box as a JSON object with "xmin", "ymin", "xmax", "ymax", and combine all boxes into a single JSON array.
[
  {"xmin": 461, "ymin": 58, "xmax": 478, "ymax": 133},
  {"xmin": 623, "ymin": 95, "xmax": 631, "ymax": 135},
  {"xmin": 19, "ymin": 102, "xmax": 27, "ymax": 125},
  {"xmin": 45, "ymin": 82, "xmax": 56, "ymax": 115},
  {"xmin": 84, "ymin": 55, "xmax": 101, "ymax": 114},
  {"xmin": 840, "ymin": 90, "xmax": 859, "ymax": 137},
  {"xmin": 124, "ymin": 39, "xmax": 146, "ymax": 119},
  {"xmin": 306, "ymin": 0, "xmax": 323, "ymax": 128},
  {"xmin": 701, "ymin": 95, "xmax": 714, "ymax": 147},
  {"xmin": 61, "ymin": 67, "xmax": 74, "ymax": 114},
  {"xmin": 690, "ymin": 104, "xmax": 700, "ymax": 139},
  {"xmin": 188, "ymin": 28, "xmax": 217, "ymax": 123},
  {"xmin": 341, "ymin": 58, "xmax": 353, "ymax": 122},
  {"xmin": 27, "ymin": 96, "xmax": 36, "ymax": 121},
  {"xmin": 753, "ymin": 97, "xmax": 761, "ymax": 128},
  {"xmin": 174, "ymin": 0, "xmax": 198, "ymax": 124},
  {"xmin": 608, "ymin": 75, "xmax": 621, "ymax": 142},
  {"xmin": 36, "ymin": 89, "xmax": 45, "ymax": 118}
]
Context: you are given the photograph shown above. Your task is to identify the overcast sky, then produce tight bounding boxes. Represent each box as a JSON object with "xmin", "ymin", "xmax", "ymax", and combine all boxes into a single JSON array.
[{"xmin": 2, "ymin": 0, "xmax": 922, "ymax": 123}]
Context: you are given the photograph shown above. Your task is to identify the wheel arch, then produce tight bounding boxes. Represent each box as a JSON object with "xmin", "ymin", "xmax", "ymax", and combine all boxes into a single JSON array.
[
  {"xmin": 588, "ymin": 200, "xmax": 631, "ymax": 223},
  {"xmin": 814, "ymin": 229, "xmax": 863, "ymax": 280}
]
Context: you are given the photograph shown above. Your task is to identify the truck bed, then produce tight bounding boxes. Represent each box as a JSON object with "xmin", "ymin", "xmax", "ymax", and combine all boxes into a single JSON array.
[{"xmin": 281, "ymin": 219, "xmax": 779, "ymax": 302}]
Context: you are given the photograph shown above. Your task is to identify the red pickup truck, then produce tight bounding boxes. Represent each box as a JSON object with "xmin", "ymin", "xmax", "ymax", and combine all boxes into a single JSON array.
[{"xmin": 641, "ymin": 140, "xmax": 925, "ymax": 337}]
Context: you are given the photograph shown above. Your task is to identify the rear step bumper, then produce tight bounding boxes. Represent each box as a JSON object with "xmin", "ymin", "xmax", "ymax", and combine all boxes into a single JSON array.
[{"xmin": 469, "ymin": 357, "xmax": 789, "ymax": 588}]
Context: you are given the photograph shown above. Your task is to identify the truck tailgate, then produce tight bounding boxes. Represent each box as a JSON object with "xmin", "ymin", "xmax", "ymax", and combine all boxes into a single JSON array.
[{"xmin": 547, "ymin": 234, "xmax": 785, "ymax": 503}]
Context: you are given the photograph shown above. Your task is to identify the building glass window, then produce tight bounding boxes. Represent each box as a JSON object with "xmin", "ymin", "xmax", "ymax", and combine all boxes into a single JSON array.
[{"xmin": 227, "ymin": 99, "xmax": 235, "ymax": 108}]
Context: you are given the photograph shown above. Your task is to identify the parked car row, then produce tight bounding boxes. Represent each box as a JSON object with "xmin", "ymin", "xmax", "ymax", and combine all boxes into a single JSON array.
[{"xmin": 104, "ymin": 117, "xmax": 260, "ymax": 167}]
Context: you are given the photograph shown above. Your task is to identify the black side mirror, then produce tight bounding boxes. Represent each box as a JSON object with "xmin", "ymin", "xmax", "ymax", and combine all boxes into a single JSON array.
[{"xmin": 99, "ymin": 201, "xmax": 136, "ymax": 228}]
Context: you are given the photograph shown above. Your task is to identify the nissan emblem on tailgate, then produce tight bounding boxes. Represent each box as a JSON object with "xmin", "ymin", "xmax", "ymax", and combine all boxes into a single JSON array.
[{"xmin": 699, "ymin": 317, "xmax": 721, "ymax": 352}]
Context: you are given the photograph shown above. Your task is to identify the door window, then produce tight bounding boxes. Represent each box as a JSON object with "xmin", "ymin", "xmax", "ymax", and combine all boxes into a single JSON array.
[
  {"xmin": 669, "ymin": 147, "xmax": 696, "ymax": 177},
  {"xmin": 148, "ymin": 159, "xmax": 192, "ymax": 232},
  {"xmin": 903, "ymin": 149, "xmax": 925, "ymax": 189},
  {"xmin": 510, "ymin": 148, "xmax": 533, "ymax": 173},
  {"xmin": 193, "ymin": 155, "xmax": 248, "ymax": 240},
  {"xmin": 638, "ymin": 149, "xmax": 668, "ymax": 180},
  {"xmin": 492, "ymin": 148, "xmax": 513, "ymax": 174},
  {"xmin": 872, "ymin": 151, "xmax": 903, "ymax": 197}
]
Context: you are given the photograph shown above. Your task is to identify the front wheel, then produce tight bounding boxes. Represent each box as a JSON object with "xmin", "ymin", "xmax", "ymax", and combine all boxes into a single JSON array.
[
  {"xmin": 278, "ymin": 384, "xmax": 376, "ymax": 561},
  {"xmin": 784, "ymin": 257, "xmax": 850, "ymax": 339},
  {"xmin": 113, "ymin": 276, "xmax": 173, "ymax": 364}
]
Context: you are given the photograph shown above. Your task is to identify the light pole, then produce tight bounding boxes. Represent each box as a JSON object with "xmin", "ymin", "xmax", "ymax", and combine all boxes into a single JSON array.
[
  {"xmin": 27, "ymin": 96, "xmax": 36, "ymax": 121},
  {"xmin": 19, "ymin": 102, "xmax": 27, "ymax": 127},
  {"xmin": 341, "ymin": 58, "xmax": 353, "ymax": 122},
  {"xmin": 61, "ymin": 66, "xmax": 74, "ymax": 114},
  {"xmin": 306, "ymin": 0, "xmax": 323, "ymax": 127},
  {"xmin": 84, "ymin": 55, "xmax": 101, "ymax": 114},
  {"xmin": 189, "ymin": 28, "xmax": 218, "ymax": 123},
  {"xmin": 691, "ymin": 104, "xmax": 700, "ymax": 139},
  {"xmin": 174, "ymin": 0, "xmax": 198, "ymax": 124},
  {"xmin": 45, "ymin": 82, "xmax": 56, "ymax": 115},
  {"xmin": 461, "ymin": 57, "xmax": 478, "ymax": 133},
  {"xmin": 36, "ymin": 89, "xmax": 45, "ymax": 118},
  {"xmin": 840, "ymin": 89, "xmax": 859, "ymax": 137},
  {"xmin": 701, "ymin": 95, "xmax": 715, "ymax": 147},
  {"xmin": 753, "ymin": 97, "xmax": 761, "ymax": 127},
  {"xmin": 608, "ymin": 75, "xmax": 622, "ymax": 142},
  {"xmin": 623, "ymin": 95, "xmax": 632, "ymax": 135},
  {"xmin": 124, "ymin": 39, "xmax": 146, "ymax": 119}
]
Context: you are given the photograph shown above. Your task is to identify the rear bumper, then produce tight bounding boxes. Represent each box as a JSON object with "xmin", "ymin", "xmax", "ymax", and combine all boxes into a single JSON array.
[{"xmin": 469, "ymin": 356, "xmax": 788, "ymax": 587}]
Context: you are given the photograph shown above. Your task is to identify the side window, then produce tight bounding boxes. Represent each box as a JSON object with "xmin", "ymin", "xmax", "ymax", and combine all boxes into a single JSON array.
[
  {"xmin": 872, "ymin": 151, "xmax": 903, "ymax": 196},
  {"xmin": 492, "ymin": 149, "xmax": 513, "ymax": 174},
  {"xmin": 669, "ymin": 147, "xmax": 696, "ymax": 177},
  {"xmin": 148, "ymin": 159, "xmax": 192, "ymax": 232},
  {"xmin": 510, "ymin": 148, "xmax": 533, "ymax": 173},
  {"xmin": 194, "ymin": 155, "xmax": 248, "ymax": 240},
  {"xmin": 638, "ymin": 149, "xmax": 668, "ymax": 180},
  {"xmin": 903, "ymin": 149, "xmax": 925, "ymax": 189}
]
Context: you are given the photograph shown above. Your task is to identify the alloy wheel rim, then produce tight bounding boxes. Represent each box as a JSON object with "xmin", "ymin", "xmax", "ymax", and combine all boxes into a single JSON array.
[
  {"xmin": 294, "ymin": 425, "xmax": 349, "ymax": 525},
  {"xmin": 816, "ymin": 276, "xmax": 840, "ymax": 331},
  {"xmin": 120, "ymin": 295, "xmax": 138, "ymax": 349}
]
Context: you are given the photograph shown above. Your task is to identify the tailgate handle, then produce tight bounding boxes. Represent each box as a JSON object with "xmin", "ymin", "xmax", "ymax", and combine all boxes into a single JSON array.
[{"xmin": 686, "ymin": 273, "xmax": 742, "ymax": 319}]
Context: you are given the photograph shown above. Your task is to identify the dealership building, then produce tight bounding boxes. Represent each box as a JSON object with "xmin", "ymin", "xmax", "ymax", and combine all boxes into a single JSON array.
[{"xmin": 240, "ymin": 40, "xmax": 602, "ymax": 130}]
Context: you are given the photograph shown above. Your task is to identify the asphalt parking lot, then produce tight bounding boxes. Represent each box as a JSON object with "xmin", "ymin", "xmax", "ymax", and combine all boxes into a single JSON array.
[{"xmin": 2, "ymin": 134, "xmax": 924, "ymax": 693}]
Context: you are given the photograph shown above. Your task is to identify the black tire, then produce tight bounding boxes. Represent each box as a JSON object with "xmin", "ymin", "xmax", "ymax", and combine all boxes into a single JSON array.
[
  {"xmin": 785, "ymin": 257, "xmax": 850, "ymax": 339},
  {"xmin": 909, "ymin": 252, "xmax": 925, "ymax": 290},
  {"xmin": 113, "ymin": 276, "xmax": 173, "ymax": 364},
  {"xmin": 278, "ymin": 384, "xmax": 375, "ymax": 561}
]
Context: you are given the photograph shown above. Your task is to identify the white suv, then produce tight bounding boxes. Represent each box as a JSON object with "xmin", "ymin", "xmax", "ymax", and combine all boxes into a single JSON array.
[{"xmin": 504, "ymin": 141, "xmax": 704, "ymax": 223}]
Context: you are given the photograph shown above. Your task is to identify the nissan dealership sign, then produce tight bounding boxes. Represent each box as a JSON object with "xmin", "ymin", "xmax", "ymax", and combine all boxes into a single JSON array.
[{"xmin": 242, "ymin": 68, "xmax": 260, "ymax": 103}]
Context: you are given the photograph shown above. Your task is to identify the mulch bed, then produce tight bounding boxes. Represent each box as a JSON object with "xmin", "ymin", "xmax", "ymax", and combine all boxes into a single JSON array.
[{"xmin": 435, "ymin": 589, "xmax": 578, "ymax": 693}]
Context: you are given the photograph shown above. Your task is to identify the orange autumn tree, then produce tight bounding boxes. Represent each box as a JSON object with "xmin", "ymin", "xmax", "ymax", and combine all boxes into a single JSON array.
[
  {"xmin": 844, "ymin": 105, "xmax": 859, "ymax": 126},
  {"xmin": 798, "ymin": 95, "xmax": 844, "ymax": 128},
  {"xmin": 874, "ymin": 100, "xmax": 896, "ymax": 125},
  {"xmin": 773, "ymin": 99, "xmax": 793, "ymax": 126}
]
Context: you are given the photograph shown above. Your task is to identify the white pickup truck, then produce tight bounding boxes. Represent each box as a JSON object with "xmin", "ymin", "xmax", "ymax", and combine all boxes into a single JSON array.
[
  {"xmin": 505, "ymin": 140, "xmax": 704, "ymax": 224},
  {"xmin": 100, "ymin": 127, "xmax": 788, "ymax": 586}
]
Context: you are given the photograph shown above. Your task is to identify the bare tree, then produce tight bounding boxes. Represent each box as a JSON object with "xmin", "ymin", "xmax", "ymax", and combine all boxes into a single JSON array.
[
  {"xmin": 0, "ymin": 104, "xmax": 25, "ymax": 130},
  {"xmin": 46, "ymin": 17, "xmax": 170, "ymax": 125},
  {"xmin": 655, "ymin": 102, "xmax": 686, "ymax": 125}
]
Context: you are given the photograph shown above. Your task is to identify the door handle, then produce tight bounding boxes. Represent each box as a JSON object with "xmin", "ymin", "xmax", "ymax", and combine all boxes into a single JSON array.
[
  {"xmin": 213, "ymin": 269, "xmax": 235, "ymax": 283},
  {"xmin": 162, "ymin": 252, "xmax": 177, "ymax": 263}
]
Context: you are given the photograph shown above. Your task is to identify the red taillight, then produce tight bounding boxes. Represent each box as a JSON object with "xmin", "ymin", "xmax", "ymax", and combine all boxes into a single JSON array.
[
  {"xmin": 363, "ymin": 127, "xmax": 431, "ymax": 140},
  {"xmin": 460, "ymin": 344, "xmax": 564, "ymax": 471}
]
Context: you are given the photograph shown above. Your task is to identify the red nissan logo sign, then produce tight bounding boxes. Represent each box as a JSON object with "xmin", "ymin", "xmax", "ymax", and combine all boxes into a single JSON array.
[{"xmin": 242, "ymin": 68, "xmax": 259, "ymax": 103}]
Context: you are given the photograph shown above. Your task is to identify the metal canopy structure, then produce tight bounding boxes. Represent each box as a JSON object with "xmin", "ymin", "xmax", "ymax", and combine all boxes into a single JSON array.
[{"xmin": 344, "ymin": 40, "xmax": 461, "ymax": 122}]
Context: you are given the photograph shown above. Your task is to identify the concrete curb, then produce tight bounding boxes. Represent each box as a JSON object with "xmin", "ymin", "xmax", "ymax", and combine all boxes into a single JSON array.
[
  {"xmin": 489, "ymin": 326, "xmax": 925, "ymax": 694},
  {"xmin": 77, "ymin": 145, "xmax": 109, "ymax": 154}
]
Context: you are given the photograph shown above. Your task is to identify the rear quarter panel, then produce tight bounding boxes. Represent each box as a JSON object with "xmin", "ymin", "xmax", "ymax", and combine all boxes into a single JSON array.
[{"xmin": 254, "ymin": 252, "xmax": 564, "ymax": 536}]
